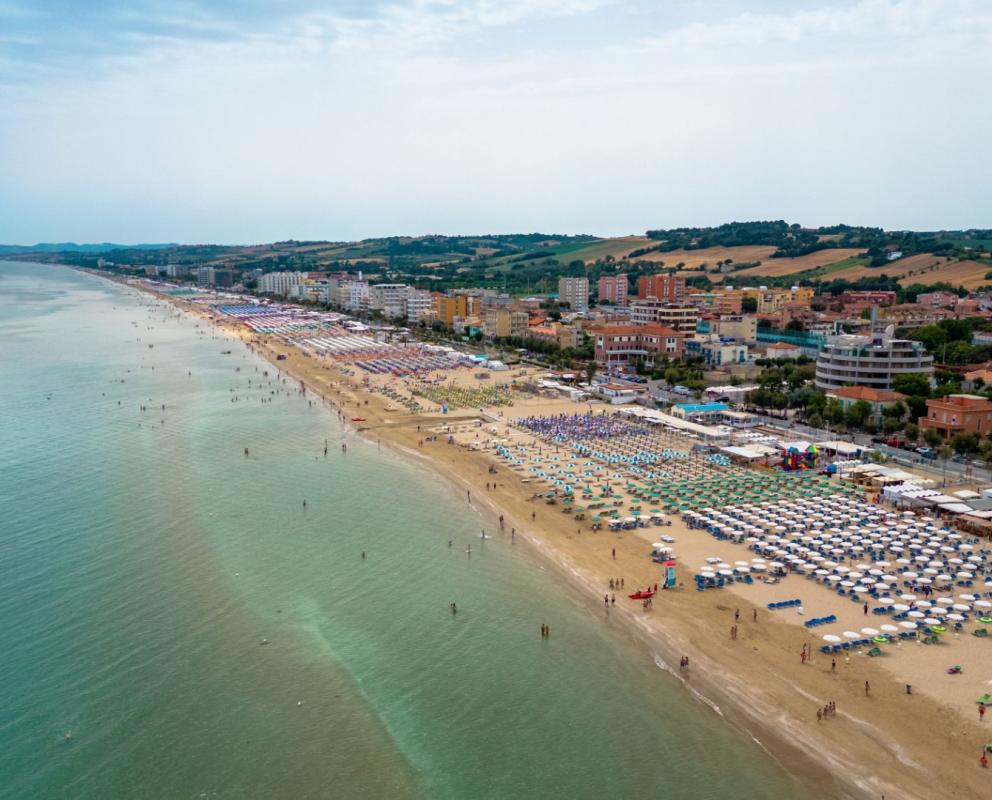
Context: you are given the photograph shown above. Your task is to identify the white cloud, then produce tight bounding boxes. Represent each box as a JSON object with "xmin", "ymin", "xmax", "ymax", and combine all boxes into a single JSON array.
[{"xmin": 0, "ymin": 0, "xmax": 990, "ymax": 242}]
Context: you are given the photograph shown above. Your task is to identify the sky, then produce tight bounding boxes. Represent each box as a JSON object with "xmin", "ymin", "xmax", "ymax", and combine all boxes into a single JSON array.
[{"xmin": 0, "ymin": 0, "xmax": 990, "ymax": 244}]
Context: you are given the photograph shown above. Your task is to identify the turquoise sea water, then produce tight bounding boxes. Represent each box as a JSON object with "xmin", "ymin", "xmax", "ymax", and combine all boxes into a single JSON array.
[{"xmin": 0, "ymin": 261, "xmax": 813, "ymax": 799}]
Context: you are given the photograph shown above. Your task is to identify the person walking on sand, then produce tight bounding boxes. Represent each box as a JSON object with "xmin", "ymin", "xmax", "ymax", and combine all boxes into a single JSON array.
[
  {"xmin": 612, "ymin": 548, "xmax": 616, "ymax": 560},
  {"xmin": 817, "ymin": 708, "xmax": 822, "ymax": 723},
  {"xmin": 865, "ymin": 680, "xmax": 870, "ymax": 697},
  {"xmin": 980, "ymin": 704, "xmax": 986, "ymax": 721},
  {"xmin": 831, "ymin": 657, "xmax": 836, "ymax": 673},
  {"xmin": 734, "ymin": 608, "xmax": 740, "ymax": 623},
  {"xmin": 863, "ymin": 602, "xmax": 869, "ymax": 616},
  {"xmin": 753, "ymin": 608, "xmax": 757, "ymax": 623}
]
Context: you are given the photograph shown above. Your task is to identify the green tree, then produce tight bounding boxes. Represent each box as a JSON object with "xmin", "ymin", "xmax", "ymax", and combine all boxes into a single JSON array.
[
  {"xmin": 903, "ymin": 422, "xmax": 919, "ymax": 442},
  {"xmin": 922, "ymin": 428, "xmax": 943, "ymax": 449},
  {"xmin": 584, "ymin": 360, "xmax": 598, "ymax": 385},
  {"xmin": 951, "ymin": 432, "xmax": 980, "ymax": 456},
  {"xmin": 741, "ymin": 296, "xmax": 758, "ymax": 313},
  {"xmin": 845, "ymin": 399, "xmax": 874, "ymax": 431},
  {"xmin": 891, "ymin": 373, "xmax": 931, "ymax": 397}
]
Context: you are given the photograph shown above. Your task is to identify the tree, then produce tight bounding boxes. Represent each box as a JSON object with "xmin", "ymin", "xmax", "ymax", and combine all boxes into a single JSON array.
[
  {"xmin": 741, "ymin": 296, "xmax": 758, "ymax": 313},
  {"xmin": 845, "ymin": 399, "xmax": 874, "ymax": 431},
  {"xmin": 584, "ymin": 360, "xmax": 598, "ymax": 385},
  {"xmin": 882, "ymin": 417, "xmax": 903, "ymax": 435},
  {"xmin": 903, "ymin": 423, "xmax": 918, "ymax": 442},
  {"xmin": 891, "ymin": 373, "xmax": 930, "ymax": 397},
  {"xmin": 922, "ymin": 428, "xmax": 943, "ymax": 449},
  {"xmin": 951, "ymin": 432, "xmax": 980, "ymax": 456}
]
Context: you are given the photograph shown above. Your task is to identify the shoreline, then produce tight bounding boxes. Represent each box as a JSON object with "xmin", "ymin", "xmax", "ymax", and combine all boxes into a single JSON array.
[{"xmin": 107, "ymin": 273, "xmax": 989, "ymax": 800}]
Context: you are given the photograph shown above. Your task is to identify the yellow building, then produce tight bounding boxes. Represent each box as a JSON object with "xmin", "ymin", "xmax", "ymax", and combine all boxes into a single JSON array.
[{"xmin": 434, "ymin": 295, "xmax": 470, "ymax": 326}]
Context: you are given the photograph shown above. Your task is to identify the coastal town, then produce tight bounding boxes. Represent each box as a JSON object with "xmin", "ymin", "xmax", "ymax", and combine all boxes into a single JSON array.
[{"xmin": 97, "ymin": 249, "xmax": 992, "ymax": 799}]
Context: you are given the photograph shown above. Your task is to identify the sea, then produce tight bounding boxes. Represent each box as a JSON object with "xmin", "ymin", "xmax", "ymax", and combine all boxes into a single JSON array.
[{"xmin": 0, "ymin": 260, "xmax": 813, "ymax": 799}]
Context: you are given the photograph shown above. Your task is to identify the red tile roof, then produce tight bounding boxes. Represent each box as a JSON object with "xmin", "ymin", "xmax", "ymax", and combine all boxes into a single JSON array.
[{"xmin": 826, "ymin": 386, "xmax": 906, "ymax": 403}]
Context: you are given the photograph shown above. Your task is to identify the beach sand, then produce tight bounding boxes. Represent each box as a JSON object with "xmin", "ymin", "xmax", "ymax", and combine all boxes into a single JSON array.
[{"xmin": 130, "ymin": 280, "xmax": 992, "ymax": 800}]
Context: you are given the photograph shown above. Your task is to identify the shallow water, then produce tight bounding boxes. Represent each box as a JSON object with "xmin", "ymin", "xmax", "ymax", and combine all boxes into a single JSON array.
[{"xmin": 0, "ymin": 261, "xmax": 813, "ymax": 799}]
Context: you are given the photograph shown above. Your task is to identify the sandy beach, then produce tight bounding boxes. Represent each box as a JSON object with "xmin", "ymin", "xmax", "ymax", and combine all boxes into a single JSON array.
[{"xmin": 131, "ymin": 279, "xmax": 992, "ymax": 800}]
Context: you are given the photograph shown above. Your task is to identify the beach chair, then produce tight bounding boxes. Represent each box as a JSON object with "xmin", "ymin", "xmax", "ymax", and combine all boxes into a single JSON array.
[
  {"xmin": 973, "ymin": 628, "xmax": 988, "ymax": 638},
  {"xmin": 866, "ymin": 647, "xmax": 882, "ymax": 657}
]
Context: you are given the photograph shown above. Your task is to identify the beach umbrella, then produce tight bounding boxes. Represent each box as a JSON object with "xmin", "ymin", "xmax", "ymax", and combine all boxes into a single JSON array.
[
  {"xmin": 860, "ymin": 627, "xmax": 880, "ymax": 637},
  {"xmin": 947, "ymin": 613, "xmax": 966, "ymax": 622},
  {"xmin": 842, "ymin": 630, "xmax": 861, "ymax": 639},
  {"xmin": 822, "ymin": 634, "xmax": 842, "ymax": 643},
  {"xmin": 898, "ymin": 621, "xmax": 918, "ymax": 630},
  {"xmin": 880, "ymin": 624, "xmax": 899, "ymax": 633}
]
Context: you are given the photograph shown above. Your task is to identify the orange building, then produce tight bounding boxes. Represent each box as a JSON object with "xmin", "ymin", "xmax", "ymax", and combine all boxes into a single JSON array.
[
  {"xmin": 919, "ymin": 394, "xmax": 992, "ymax": 438},
  {"xmin": 636, "ymin": 274, "xmax": 685, "ymax": 303}
]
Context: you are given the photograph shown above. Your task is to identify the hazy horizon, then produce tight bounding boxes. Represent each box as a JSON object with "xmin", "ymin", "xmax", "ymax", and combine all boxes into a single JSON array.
[{"xmin": 2, "ymin": 0, "xmax": 990, "ymax": 243}]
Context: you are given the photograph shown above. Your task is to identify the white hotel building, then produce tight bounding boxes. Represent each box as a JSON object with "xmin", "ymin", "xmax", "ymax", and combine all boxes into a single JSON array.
[{"xmin": 814, "ymin": 327, "xmax": 933, "ymax": 391}]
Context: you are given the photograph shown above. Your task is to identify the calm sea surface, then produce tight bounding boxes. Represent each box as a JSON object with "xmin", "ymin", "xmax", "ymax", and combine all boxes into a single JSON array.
[{"xmin": 0, "ymin": 261, "xmax": 812, "ymax": 799}]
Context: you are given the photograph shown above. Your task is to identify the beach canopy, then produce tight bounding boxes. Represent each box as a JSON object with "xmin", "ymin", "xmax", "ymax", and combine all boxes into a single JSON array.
[{"xmin": 822, "ymin": 634, "xmax": 841, "ymax": 643}]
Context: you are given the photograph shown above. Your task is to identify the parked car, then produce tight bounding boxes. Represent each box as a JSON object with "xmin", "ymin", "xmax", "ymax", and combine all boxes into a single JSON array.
[{"xmin": 915, "ymin": 447, "xmax": 937, "ymax": 460}]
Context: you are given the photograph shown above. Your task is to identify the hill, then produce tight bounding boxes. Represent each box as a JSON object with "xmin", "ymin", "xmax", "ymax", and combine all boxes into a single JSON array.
[{"xmin": 8, "ymin": 223, "xmax": 990, "ymax": 294}]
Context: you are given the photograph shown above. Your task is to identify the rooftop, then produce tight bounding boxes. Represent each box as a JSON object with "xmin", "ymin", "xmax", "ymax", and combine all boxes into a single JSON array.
[{"xmin": 826, "ymin": 386, "xmax": 906, "ymax": 403}]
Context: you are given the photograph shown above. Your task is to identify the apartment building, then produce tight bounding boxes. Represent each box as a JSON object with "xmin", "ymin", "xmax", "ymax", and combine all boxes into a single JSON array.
[
  {"xmin": 558, "ymin": 277, "xmax": 590, "ymax": 312},
  {"xmin": 258, "ymin": 270, "xmax": 306, "ymax": 296},
  {"xmin": 629, "ymin": 299, "xmax": 699, "ymax": 334},
  {"xmin": 636, "ymin": 274, "xmax": 685, "ymax": 303},
  {"xmin": 597, "ymin": 274, "xmax": 629, "ymax": 305},
  {"xmin": 593, "ymin": 323, "xmax": 683, "ymax": 371},
  {"xmin": 814, "ymin": 328, "xmax": 934, "ymax": 390},
  {"xmin": 482, "ymin": 308, "xmax": 530, "ymax": 338}
]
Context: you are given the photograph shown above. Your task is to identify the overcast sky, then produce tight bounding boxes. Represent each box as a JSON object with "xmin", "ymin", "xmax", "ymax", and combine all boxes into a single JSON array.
[{"xmin": 1, "ymin": 0, "xmax": 989, "ymax": 244}]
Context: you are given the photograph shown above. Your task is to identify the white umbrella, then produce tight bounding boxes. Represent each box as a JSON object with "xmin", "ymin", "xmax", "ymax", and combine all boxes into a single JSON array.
[
  {"xmin": 952, "ymin": 603, "xmax": 971, "ymax": 612},
  {"xmin": 861, "ymin": 627, "xmax": 880, "ymax": 636},
  {"xmin": 960, "ymin": 594, "xmax": 977, "ymax": 602},
  {"xmin": 880, "ymin": 624, "xmax": 899, "ymax": 633},
  {"xmin": 823, "ymin": 634, "xmax": 841, "ymax": 643},
  {"xmin": 899, "ymin": 621, "xmax": 918, "ymax": 630},
  {"xmin": 975, "ymin": 600, "xmax": 992, "ymax": 610},
  {"xmin": 908, "ymin": 610, "xmax": 925, "ymax": 619},
  {"xmin": 900, "ymin": 594, "xmax": 917, "ymax": 601},
  {"xmin": 948, "ymin": 613, "xmax": 966, "ymax": 622},
  {"xmin": 892, "ymin": 603, "xmax": 911, "ymax": 611},
  {"xmin": 842, "ymin": 630, "xmax": 861, "ymax": 639},
  {"xmin": 924, "ymin": 617, "xmax": 941, "ymax": 625}
]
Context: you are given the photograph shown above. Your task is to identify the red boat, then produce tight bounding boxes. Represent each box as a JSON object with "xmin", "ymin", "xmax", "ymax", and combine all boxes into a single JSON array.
[
  {"xmin": 628, "ymin": 590, "xmax": 655, "ymax": 600},
  {"xmin": 351, "ymin": 417, "xmax": 367, "ymax": 422}
]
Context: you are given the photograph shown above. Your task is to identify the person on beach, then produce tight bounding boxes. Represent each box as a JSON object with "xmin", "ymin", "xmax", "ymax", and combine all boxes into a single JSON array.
[
  {"xmin": 817, "ymin": 708, "xmax": 822, "ymax": 723},
  {"xmin": 734, "ymin": 608, "xmax": 740, "ymax": 623},
  {"xmin": 863, "ymin": 602, "xmax": 868, "ymax": 616},
  {"xmin": 980, "ymin": 705, "xmax": 985, "ymax": 721},
  {"xmin": 864, "ymin": 681, "xmax": 870, "ymax": 697},
  {"xmin": 752, "ymin": 608, "xmax": 757, "ymax": 623},
  {"xmin": 831, "ymin": 658, "xmax": 836, "ymax": 673}
]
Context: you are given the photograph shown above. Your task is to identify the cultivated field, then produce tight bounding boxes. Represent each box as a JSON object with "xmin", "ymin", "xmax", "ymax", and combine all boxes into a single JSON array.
[
  {"xmin": 566, "ymin": 236, "xmax": 653, "ymax": 263},
  {"xmin": 635, "ymin": 245, "xmax": 777, "ymax": 269},
  {"xmin": 718, "ymin": 248, "xmax": 865, "ymax": 280},
  {"xmin": 897, "ymin": 259, "xmax": 991, "ymax": 291},
  {"xmin": 836, "ymin": 253, "xmax": 949, "ymax": 283}
]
